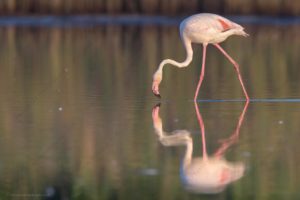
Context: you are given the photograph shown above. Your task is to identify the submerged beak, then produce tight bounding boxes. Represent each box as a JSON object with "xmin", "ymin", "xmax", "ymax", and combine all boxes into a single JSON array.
[
  {"xmin": 152, "ymin": 81, "xmax": 161, "ymax": 98},
  {"xmin": 153, "ymin": 92, "xmax": 161, "ymax": 98}
]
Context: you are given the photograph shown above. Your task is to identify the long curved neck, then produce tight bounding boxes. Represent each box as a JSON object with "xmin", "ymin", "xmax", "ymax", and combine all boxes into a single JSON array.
[
  {"xmin": 182, "ymin": 137, "xmax": 193, "ymax": 168},
  {"xmin": 156, "ymin": 36, "xmax": 193, "ymax": 74}
]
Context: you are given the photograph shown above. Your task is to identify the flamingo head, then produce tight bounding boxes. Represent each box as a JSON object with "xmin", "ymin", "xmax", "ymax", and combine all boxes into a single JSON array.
[{"xmin": 152, "ymin": 72, "xmax": 162, "ymax": 98}]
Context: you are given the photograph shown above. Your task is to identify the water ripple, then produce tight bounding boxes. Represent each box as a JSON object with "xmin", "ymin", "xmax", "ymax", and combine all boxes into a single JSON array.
[{"xmin": 195, "ymin": 98, "xmax": 300, "ymax": 103}]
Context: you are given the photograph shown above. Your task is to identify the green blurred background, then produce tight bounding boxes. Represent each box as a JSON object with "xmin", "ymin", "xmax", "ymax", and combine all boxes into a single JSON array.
[
  {"xmin": 0, "ymin": 0, "xmax": 299, "ymax": 16},
  {"xmin": 0, "ymin": 1, "xmax": 300, "ymax": 200}
]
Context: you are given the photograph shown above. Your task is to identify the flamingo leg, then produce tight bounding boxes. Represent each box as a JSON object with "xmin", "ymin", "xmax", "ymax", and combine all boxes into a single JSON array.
[
  {"xmin": 214, "ymin": 100, "xmax": 249, "ymax": 158},
  {"xmin": 194, "ymin": 101, "xmax": 208, "ymax": 161},
  {"xmin": 194, "ymin": 44, "xmax": 207, "ymax": 101},
  {"xmin": 214, "ymin": 44, "xmax": 249, "ymax": 101}
]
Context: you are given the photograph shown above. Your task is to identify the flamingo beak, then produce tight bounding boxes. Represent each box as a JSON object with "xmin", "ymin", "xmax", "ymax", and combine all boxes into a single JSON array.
[
  {"xmin": 152, "ymin": 103, "xmax": 161, "ymax": 117},
  {"xmin": 154, "ymin": 92, "xmax": 161, "ymax": 98},
  {"xmin": 152, "ymin": 103, "xmax": 161, "ymax": 122},
  {"xmin": 152, "ymin": 82, "xmax": 161, "ymax": 98}
]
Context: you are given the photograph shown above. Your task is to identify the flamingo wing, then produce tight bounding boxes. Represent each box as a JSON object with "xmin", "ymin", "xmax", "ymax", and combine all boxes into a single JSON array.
[{"xmin": 217, "ymin": 18, "xmax": 232, "ymax": 32}]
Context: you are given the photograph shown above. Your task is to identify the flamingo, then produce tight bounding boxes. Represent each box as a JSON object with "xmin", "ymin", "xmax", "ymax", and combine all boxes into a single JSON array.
[
  {"xmin": 152, "ymin": 13, "xmax": 249, "ymax": 101},
  {"xmin": 151, "ymin": 102, "xmax": 248, "ymax": 193}
]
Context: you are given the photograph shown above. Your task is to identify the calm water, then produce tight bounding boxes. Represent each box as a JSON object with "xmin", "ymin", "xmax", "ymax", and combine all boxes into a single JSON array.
[{"xmin": 0, "ymin": 17, "xmax": 300, "ymax": 199}]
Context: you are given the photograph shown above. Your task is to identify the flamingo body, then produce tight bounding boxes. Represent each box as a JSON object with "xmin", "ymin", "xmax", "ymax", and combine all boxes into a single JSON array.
[
  {"xmin": 182, "ymin": 157, "xmax": 244, "ymax": 194},
  {"xmin": 152, "ymin": 13, "xmax": 249, "ymax": 100},
  {"xmin": 180, "ymin": 13, "xmax": 247, "ymax": 44},
  {"xmin": 152, "ymin": 103, "xmax": 247, "ymax": 194}
]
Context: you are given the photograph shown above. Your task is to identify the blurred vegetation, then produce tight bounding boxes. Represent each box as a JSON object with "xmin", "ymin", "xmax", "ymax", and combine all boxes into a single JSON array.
[
  {"xmin": 0, "ymin": 24, "xmax": 299, "ymax": 199},
  {"xmin": 0, "ymin": 0, "xmax": 299, "ymax": 15}
]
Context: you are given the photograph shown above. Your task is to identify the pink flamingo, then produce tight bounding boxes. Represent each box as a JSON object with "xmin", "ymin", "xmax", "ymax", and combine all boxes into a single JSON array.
[
  {"xmin": 152, "ymin": 13, "xmax": 249, "ymax": 101},
  {"xmin": 152, "ymin": 102, "xmax": 249, "ymax": 194}
]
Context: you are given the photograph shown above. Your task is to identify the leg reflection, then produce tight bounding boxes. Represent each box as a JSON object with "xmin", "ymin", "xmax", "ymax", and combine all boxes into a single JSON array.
[{"xmin": 152, "ymin": 102, "xmax": 249, "ymax": 194}]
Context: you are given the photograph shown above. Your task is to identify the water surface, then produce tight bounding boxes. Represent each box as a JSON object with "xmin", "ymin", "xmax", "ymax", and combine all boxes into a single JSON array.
[{"xmin": 0, "ymin": 17, "xmax": 299, "ymax": 199}]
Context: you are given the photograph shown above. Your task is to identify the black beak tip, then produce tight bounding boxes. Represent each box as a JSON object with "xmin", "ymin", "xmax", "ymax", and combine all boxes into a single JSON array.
[
  {"xmin": 154, "ymin": 93, "xmax": 161, "ymax": 98},
  {"xmin": 154, "ymin": 102, "xmax": 161, "ymax": 108}
]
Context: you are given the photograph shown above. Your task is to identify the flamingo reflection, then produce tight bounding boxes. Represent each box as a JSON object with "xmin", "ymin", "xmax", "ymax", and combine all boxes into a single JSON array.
[{"xmin": 152, "ymin": 101, "xmax": 249, "ymax": 194}]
